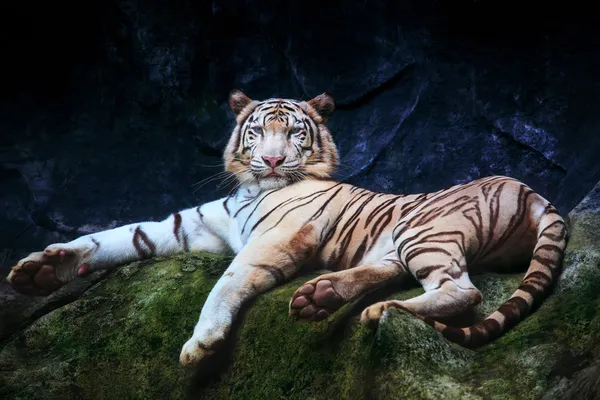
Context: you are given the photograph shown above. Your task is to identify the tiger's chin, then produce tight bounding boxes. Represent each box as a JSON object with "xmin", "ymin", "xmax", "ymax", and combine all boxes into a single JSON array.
[{"xmin": 258, "ymin": 175, "xmax": 292, "ymax": 190}]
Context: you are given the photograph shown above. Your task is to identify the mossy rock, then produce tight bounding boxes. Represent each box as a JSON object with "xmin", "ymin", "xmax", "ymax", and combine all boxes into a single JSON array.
[{"xmin": 2, "ymin": 183, "xmax": 600, "ymax": 400}]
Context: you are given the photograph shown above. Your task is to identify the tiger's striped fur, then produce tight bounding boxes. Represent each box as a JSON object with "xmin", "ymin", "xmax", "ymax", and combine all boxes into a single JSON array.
[{"xmin": 6, "ymin": 90, "xmax": 568, "ymax": 368}]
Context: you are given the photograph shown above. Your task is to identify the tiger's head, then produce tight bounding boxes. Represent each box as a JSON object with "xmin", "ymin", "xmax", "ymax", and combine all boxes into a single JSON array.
[{"xmin": 224, "ymin": 90, "xmax": 339, "ymax": 190}]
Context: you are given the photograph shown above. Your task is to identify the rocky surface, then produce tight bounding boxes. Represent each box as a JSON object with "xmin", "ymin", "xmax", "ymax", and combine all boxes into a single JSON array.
[{"xmin": 1, "ymin": 180, "xmax": 600, "ymax": 400}]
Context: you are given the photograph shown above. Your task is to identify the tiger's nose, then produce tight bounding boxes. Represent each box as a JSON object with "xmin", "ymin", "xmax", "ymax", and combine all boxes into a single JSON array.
[{"xmin": 262, "ymin": 156, "xmax": 285, "ymax": 169}]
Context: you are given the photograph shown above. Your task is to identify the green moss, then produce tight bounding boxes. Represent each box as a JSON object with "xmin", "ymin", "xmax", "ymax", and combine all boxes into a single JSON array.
[
  {"xmin": 197, "ymin": 275, "xmax": 375, "ymax": 400},
  {"xmin": 0, "ymin": 252, "xmax": 225, "ymax": 400},
  {"xmin": 470, "ymin": 274, "xmax": 522, "ymax": 318},
  {"xmin": 370, "ymin": 308, "xmax": 477, "ymax": 400}
]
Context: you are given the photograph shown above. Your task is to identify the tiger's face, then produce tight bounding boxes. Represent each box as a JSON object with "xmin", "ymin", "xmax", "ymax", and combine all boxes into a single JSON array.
[{"xmin": 224, "ymin": 90, "xmax": 339, "ymax": 190}]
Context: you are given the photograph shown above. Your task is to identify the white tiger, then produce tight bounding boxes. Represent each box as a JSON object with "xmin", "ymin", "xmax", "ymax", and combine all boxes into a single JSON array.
[{"xmin": 7, "ymin": 90, "xmax": 568, "ymax": 368}]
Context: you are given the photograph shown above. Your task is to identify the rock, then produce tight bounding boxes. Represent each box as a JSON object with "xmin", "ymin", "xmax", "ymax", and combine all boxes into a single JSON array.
[
  {"xmin": 0, "ymin": 254, "xmax": 229, "ymax": 400},
  {"xmin": 0, "ymin": 270, "xmax": 109, "ymax": 349},
  {"xmin": 2, "ymin": 180, "xmax": 600, "ymax": 399}
]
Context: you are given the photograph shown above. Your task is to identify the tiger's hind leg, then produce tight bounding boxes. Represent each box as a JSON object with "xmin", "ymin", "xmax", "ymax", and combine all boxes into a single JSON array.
[
  {"xmin": 289, "ymin": 251, "xmax": 405, "ymax": 322},
  {"xmin": 360, "ymin": 248, "xmax": 482, "ymax": 326}
]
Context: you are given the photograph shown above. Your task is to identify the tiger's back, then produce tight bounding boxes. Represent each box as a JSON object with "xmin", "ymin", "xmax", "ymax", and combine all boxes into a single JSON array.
[
  {"xmin": 249, "ymin": 174, "xmax": 567, "ymax": 347},
  {"xmin": 241, "ymin": 175, "xmax": 554, "ymax": 276},
  {"xmin": 394, "ymin": 176, "xmax": 546, "ymax": 272}
]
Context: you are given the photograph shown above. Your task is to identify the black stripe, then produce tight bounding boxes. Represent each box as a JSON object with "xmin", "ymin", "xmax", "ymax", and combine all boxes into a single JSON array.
[
  {"xmin": 305, "ymin": 186, "xmax": 345, "ymax": 224},
  {"xmin": 415, "ymin": 264, "xmax": 447, "ymax": 280},
  {"xmin": 405, "ymin": 247, "xmax": 452, "ymax": 265},
  {"xmin": 365, "ymin": 196, "xmax": 401, "ymax": 226},
  {"xmin": 251, "ymin": 264, "xmax": 286, "ymax": 284},
  {"xmin": 257, "ymin": 187, "xmax": 341, "ymax": 234},
  {"xmin": 396, "ymin": 226, "xmax": 435, "ymax": 257},
  {"xmin": 249, "ymin": 183, "xmax": 343, "ymax": 234},
  {"xmin": 349, "ymin": 237, "xmax": 369, "ymax": 268},
  {"xmin": 173, "ymin": 213, "xmax": 182, "ymax": 244},
  {"xmin": 234, "ymin": 196, "xmax": 259, "ymax": 218},
  {"xmin": 132, "ymin": 227, "xmax": 156, "ymax": 258},
  {"xmin": 367, "ymin": 206, "xmax": 395, "ymax": 252},
  {"xmin": 223, "ymin": 198, "xmax": 230, "ymax": 216},
  {"xmin": 241, "ymin": 189, "xmax": 280, "ymax": 234},
  {"xmin": 337, "ymin": 192, "xmax": 377, "ymax": 241}
]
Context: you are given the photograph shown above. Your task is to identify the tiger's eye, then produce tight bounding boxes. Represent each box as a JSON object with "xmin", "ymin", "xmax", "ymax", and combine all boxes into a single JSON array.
[
  {"xmin": 250, "ymin": 127, "xmax": 264, "ymax": 135},
  {"xmin": 289, "ymin": 127, "xmax": 302, "ymax": 136}
]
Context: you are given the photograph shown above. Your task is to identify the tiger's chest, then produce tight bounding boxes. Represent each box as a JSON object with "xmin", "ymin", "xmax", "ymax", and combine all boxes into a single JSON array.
[{"xmin": 228, "ymin": 181, "xmax": 408, "ymax": 271}]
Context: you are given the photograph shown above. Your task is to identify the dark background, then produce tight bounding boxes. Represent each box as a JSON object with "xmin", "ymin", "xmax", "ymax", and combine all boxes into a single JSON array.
[{"xmin": 1, "ymin": 0, "xmax": 600, "ymax": 335}]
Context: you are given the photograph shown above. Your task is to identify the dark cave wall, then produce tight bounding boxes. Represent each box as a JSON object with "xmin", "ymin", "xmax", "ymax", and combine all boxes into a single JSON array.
[{"xmin": 1, "ymin": 0, "xmax": 600, "ymax": 274}]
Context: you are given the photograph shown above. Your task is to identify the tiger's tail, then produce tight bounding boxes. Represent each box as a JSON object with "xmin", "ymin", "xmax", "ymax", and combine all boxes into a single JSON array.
[{"xmin": 422, "ymin": 205, "xmax": 569, "ymax": 348}]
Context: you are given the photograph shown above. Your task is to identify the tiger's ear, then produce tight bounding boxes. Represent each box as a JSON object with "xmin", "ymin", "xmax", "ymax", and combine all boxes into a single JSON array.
[
  {"xmin": 307, "ymin": 92, "xmax": 335, "ymax": 123},
  {"xmin": 229, "ymin": 90, "xmax": 253, "ymax": 116}
]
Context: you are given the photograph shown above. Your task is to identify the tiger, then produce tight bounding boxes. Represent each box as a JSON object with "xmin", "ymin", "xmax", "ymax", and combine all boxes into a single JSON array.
[{"xmin": 6, "ymin": 90, "xmax": 568, "ymax": 368}]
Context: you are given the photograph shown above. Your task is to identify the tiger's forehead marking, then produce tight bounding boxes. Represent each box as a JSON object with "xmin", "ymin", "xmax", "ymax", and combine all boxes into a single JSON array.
[{"xmin": 249, "ymin": 99, "xmax": 306, "ymax": 126}]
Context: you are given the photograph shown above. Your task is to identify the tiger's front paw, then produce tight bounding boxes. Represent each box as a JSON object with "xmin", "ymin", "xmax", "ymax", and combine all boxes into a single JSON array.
[
  {"xmin": 179, "ymin": 335, "xmax": 225, "ymax": 368},
  {"xmin": 6, "ymin": 244, "xmax": 92, "ymax": 296},
  {"xmin": 289, "ymin": 279, "xmax": 344, "ymax": 322}
]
